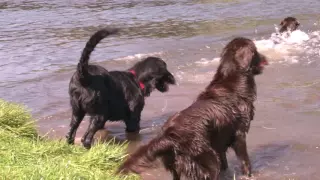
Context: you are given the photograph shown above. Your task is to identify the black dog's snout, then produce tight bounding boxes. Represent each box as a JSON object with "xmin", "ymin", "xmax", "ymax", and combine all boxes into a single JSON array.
[{"xmin": 166, "ymin": 71, "xmax": 176, "ymax": 85}]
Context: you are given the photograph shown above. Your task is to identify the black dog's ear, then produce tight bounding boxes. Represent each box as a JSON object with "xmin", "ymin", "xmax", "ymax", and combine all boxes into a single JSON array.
[{"xmin": 235, "ymin": 46, "xmax": 254, "ymax": 70}]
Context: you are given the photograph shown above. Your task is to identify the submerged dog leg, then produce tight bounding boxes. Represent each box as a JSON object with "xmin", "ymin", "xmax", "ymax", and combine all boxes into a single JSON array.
[
  {"xmin": 125, "ymin": 110, "xmax": 141, "ymax": 133},
  {"xmin": 195, "ymin": 151, "xmax": 220, "ymax": 180},
  {"xmin": 161, "ymin": 151, "xmax": 181, "ymax": 180},
  {"xmin": 219, "ymin": 151, "xmax": 228, "ymax": 171},
  {"xmin": 174, "ymin": 150, "xmax": 220, "ymax": 180},
  {"xmin": 82, "ymin": 115, "xmax": 105, "ymax": 149},
  {"xmin": 232, "ymin": 131, "xmax": 252, "ymax": 177},
  {"xmin": 172, "ymin": 170, "xmax": 180, "ymax": 180},
  {"xmin": 66, "ymin": 109, "xmax": 85, "ymax": 144}
]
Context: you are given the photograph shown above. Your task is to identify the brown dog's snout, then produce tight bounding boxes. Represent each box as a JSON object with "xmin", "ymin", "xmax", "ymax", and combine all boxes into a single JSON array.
[
  {"xmin": 258, "ymin": 53, "xmax": 269, "ymax": 66},
  {"xmin": 260, "ymin": 59, "xmax": 268, "ymax": 66}
]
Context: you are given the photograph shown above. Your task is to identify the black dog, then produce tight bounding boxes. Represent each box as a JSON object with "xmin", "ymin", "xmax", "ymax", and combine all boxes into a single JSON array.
[
  {"xmin": 117, "ymin": 37, "xmax": 268, "ymax": 180},
  {"xmin": 66, "ymin": 28, "xmax": 176, "ymax": 149},
  {"xmin": 279, "ymin": 16, "xmax": 300, "ymax": 33}
]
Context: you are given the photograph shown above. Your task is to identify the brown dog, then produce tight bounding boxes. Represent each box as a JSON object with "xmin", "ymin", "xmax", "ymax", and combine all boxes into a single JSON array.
[
  {"xmin": 279, "ymin": 16, "xmax": 300, "ymax": 33},
  {"xmin": 117, "ymin": 37, "xmax": 268, "ymax": 180}
]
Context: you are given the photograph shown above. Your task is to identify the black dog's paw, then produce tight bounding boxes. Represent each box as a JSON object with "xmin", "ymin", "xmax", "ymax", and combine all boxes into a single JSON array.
[
  {"xmin": 66, "ymin": 135, "xmax": 74, "ymax": 145},
  {"xmin": 82, "ymin": 140, "xmax": 92, "ymax": 149}
]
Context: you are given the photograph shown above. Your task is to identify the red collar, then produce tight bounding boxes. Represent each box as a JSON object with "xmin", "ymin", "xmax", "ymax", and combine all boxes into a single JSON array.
[{"xmin": 129, "ymin": 70, "xmax": 145, "ymax": 90}]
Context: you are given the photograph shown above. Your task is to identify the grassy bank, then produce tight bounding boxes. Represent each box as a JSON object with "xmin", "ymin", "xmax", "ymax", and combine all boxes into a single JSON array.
[{"xmin": 0, "ymin": 99, "xmax": 138, "ymax": 180}]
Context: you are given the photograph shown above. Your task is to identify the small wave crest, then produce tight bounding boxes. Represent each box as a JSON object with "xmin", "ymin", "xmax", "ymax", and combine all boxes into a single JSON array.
[
  {"xmin": 194, "ymin": 57, "xmax": 220, "ymax": 66},
  {"xmin": 113, "ymin": 51, "xmax": 163, "ymax": 62},
  {"xmin": 175, "ymin": 70, "xmax": 215, "ymax": 84}
]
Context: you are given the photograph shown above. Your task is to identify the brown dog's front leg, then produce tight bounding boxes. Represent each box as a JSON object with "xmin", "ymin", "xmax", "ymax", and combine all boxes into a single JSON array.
[{"xmin": 232, "ymin": 131, "xmax": 252, "ymax": 177}]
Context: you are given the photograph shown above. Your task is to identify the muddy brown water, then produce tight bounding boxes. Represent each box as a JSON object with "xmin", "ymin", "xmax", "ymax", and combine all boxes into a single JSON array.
[{"xmin": 1, "ymin": 0, "xmax": 320, "ymax": 179}]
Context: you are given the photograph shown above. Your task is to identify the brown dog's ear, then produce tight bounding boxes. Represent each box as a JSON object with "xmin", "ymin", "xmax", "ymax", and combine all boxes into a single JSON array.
[
  {"xmin": 218, "ymin": 48, "xmax": 238, "ymax": 77},
  {"xmin": 235, "ymin": 46, "xmax": 254, "ymax": 70}
]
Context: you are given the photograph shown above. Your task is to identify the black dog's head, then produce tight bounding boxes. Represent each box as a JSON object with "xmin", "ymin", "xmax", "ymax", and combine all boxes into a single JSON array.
[
  {"xmin": 218, "ymin": 37, "xmax": 268, "ymax": 77},
  {"xmin": 131, "ymin": 57, "xmax": 176, "ymax": 96},
  {"xmin": 279, "ymin": 17, "xmax": 300, "ymax": 33}
]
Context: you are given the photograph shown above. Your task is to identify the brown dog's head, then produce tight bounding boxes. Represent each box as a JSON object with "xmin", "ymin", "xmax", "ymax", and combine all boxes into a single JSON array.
[
  {"xmin": 279, "ymin": 17, "xmax": 300, "ymax": 33},
  {"xmin": 218, "ymin": 37, "xmax": 268, "ymax": 77}
]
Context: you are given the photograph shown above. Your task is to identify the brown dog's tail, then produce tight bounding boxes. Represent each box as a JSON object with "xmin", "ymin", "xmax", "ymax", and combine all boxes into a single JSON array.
[
  {"xmin": 117, "ymin": 135, "xmax": 172, "ymax": 175},
  {"xmin": 77, "ymin": 28, "xmax": 118, "ymax": 85}
]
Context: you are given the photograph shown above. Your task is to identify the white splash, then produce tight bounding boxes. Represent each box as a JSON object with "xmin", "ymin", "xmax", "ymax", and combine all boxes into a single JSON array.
[
  {"xmin": 255, "ymin": 30, "xmax": 309, "ymax": 52},
  {"xmin": 161, "ymin": 98, "xmax": 168, "ymax": 112},
  {"xmin": 253, "ymin": 24, "xmax": 318, "ymax": 63},
  {"xmin": 286, "ymin": 30, "xmax": 310, "ymax": 43},
  {"xmin": 182, "ymin": 27, "xmax": 320, "ymax": 84}
]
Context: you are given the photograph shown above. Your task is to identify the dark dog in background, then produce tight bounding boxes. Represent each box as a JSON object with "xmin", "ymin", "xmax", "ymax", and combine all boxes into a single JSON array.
[
  {"xmin": 66, "ymin": 28, "xmax": 176, "ymax": 149},
  {"xmin": 279, "ymin": 16, "xmax": 300, "ymax": 33},
  {"xmin": 270, "ymin": 16, "xmax": 301, "ymax": 44},
  {"xmin": 117, "ymin": 37, "xmax": 268, "ymax": 180}
]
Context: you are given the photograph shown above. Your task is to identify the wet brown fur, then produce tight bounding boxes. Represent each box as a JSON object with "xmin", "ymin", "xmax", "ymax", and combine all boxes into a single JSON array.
[{"xmin": 117, "ymin": 37, "xmax": 268, "ymax": 180}]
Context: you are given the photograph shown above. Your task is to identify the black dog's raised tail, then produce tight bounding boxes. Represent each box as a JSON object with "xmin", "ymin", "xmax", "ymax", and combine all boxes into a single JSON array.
[
  {"xmin": 117, "ymin": 136, "xmax": 172, "ymax": 174},
  {"xmin": 77, "ymin": 28, "xmax": 119, "ymax": 85}
]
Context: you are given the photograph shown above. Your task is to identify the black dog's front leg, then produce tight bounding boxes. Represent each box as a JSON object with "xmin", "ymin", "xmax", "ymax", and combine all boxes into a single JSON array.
[
  {"xmin": 66, "ymin": 109, "xmax": 85, "ymax": 145},
  {"xmin": 125, "ymin": 112, "xmax": 141, "ymax": 133},
  {"xmin": 82, "ymin": 115, "xmax": 106, "ymax": 149},
  {"xmin": 232, "ymin": 130, "xmax": 252, "ymax": 177},
  {"xmin": 125, "ymin": 105, "xmax": 142, "ymax": 133}
]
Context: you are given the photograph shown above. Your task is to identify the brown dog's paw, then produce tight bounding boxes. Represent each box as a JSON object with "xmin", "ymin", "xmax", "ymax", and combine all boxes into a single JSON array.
[
  {"xmin": 117, "ymin": 164, "xmax": 133, "ymax": 175},
  {"xmin": 117, "ymin": 168, "xmax": 129, "ymax": 175},
  {"xmin": 241, "ymin": 164, "xmax": 252, "ymax": 177}
]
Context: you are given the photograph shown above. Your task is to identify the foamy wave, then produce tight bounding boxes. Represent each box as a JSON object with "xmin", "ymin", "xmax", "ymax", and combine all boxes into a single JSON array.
[
  {"xmin": 175, "ymin": 71, "xmax": 215, "ymax": 84},
  {"xmin": 255, "ymin": 30, "xmax": 309, "ymax": 55},
  {"xmin": 113, "ymin": 52, "xmax": 163, "ymax": 62},
  {"xmin": 258, "ymin": 30, "xmax": 309, "ymax": 45},
  {"xmin": 194, "ymin": 57, "xmax": 220, "ymax": 65},
  {"xmin": 253, "ymin": 27, "xmax": 320, "ymax": 63}
]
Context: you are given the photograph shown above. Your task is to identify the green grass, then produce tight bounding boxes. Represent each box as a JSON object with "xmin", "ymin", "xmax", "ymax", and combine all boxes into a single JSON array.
[
  {"xmin": 0, "ymin": 99, "xmax": 139, "ymax": 180},
  {"xmin": 0, "ymin": 99, "xmax": 37, "ymax": 138}
]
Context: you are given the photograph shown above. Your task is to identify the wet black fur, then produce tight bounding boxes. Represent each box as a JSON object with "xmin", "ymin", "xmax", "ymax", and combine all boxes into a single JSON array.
[
  {"xmin": 66, "ymin": 28, "xmax": 176, "ymax": 149},
  {"xmin": 117, "ymin": 37, "xmax": 268, "ymax": 180}
]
